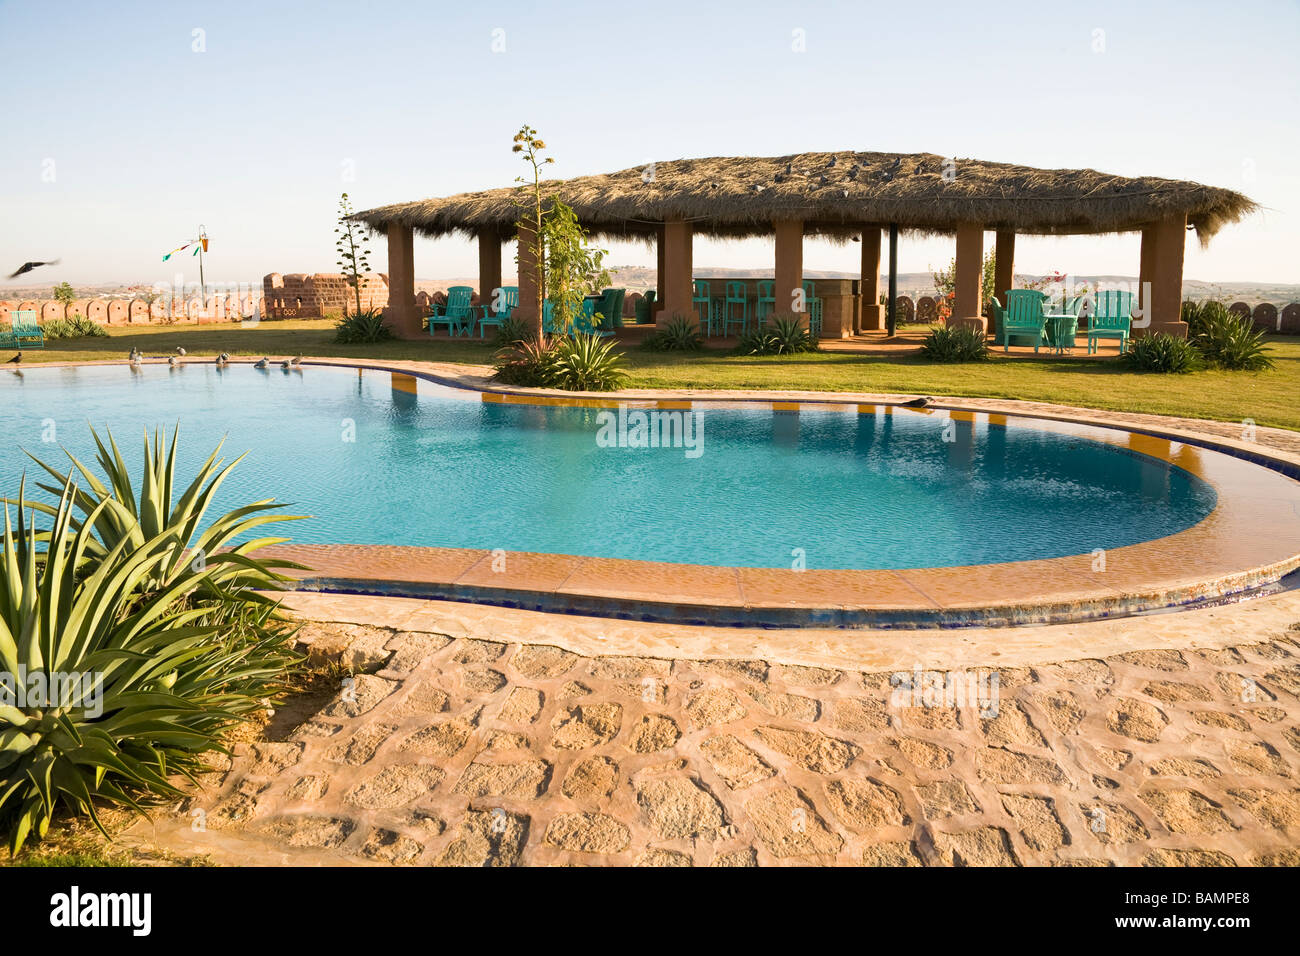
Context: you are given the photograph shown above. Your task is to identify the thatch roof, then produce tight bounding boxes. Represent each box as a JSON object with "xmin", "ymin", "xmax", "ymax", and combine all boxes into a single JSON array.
[{"xmin": 352, "ymin": 151, "xmax": 1257, "ymax": 245}]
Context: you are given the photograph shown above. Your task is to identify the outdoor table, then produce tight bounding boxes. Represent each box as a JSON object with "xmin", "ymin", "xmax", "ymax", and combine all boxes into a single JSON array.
[{"xmin": 1043, "ymin": 313, "xmax": 1078, "ymax": 354}]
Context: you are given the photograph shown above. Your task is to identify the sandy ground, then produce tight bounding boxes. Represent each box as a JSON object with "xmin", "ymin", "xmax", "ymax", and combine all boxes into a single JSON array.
[{"xmin": 118, "ymin": 591, "xmax": 1300, "ymax": 867}]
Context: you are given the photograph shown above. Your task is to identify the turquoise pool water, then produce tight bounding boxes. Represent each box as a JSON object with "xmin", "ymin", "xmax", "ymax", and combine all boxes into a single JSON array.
[{"xmin": 0, "ymin": 364, "xmax": 1216, "ymax": 569}]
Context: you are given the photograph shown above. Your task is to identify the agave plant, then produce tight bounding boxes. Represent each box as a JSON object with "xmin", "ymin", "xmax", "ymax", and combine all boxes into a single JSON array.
[
  {"xmin": 20, "ymin": 427, "xmax": 298, "ymax": 594},
  {"xmin": 919, "ymin": 325, "xmax": 990, "ymax": 363},
  {"xmin": 492, "ymin": 337, "xmax": 559, "ymax": 387},
  {"xmin": 1192, "ymin": 308, "xmax": 1274, "ymax": 371},
  {"xmin": 1121, "ymin": 333, "xmax": 1204, "ymax": 373},
  {"xmin": 333, "ymin": 308, "xmax": 392, "ymax": 344},
  {"xmin": 642, "ymin": 315, "xmax": 703, "ymax": 352},
  {"xmin": 736, "ymin": 316, "xmax": 818, "ymax": 356},
  {"xmin": 0, "ymin": 480, "xmax": 299, "ymax": 853},
  {"xmin": 0, "ymin": 428, "xmax": 303, "ymax": 853},
  {"xmin": 549, "ymin": 333, "xmax": 629, "ymax": 391}
]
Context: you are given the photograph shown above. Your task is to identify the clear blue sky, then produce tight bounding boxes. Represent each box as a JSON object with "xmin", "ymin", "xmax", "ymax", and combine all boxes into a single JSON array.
[{"xmin": 1, "ymin": 0, "xmax": 1296, "ymax": 290}]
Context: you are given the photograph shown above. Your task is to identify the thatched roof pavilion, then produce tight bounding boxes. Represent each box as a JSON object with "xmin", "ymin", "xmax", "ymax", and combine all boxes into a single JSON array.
[{"xmin": 353, "ymin": 150, "xmax": 1257, "ymax": 340}]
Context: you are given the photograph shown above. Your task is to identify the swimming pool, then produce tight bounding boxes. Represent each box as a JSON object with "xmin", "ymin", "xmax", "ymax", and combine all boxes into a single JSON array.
[{"xmin": 0, "ymin": 363, "xmax": 1217, "ymax": 570}]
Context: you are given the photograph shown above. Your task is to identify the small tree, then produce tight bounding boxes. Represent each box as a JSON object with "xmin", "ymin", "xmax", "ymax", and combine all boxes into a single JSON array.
[
  {"xmin": 543, "ymin": 200, "xmax": 610, "ymax": 333},
  {"xmin": 932, "ymin": 252, "xmax": 996, "ymax": 310},
  {"xmin": 52, "ymin": 282, "xmax": 75, "ymax": 305},
  {"xmin": 335, "ymin": 192, "xmax": 371, "ymax": 316},
  {"xmin": 513, "ymin": 125, "xmax": 553, "ymax": 343},
  {"xmin": 513, "ymin": 125, "xmax": 609, "ymax": 340}
]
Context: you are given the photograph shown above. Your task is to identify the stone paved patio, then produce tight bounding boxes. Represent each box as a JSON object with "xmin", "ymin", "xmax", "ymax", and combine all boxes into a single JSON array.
[{"xmin": 120, "ymin": 593, "xmax": 1300, "ymax": 867}]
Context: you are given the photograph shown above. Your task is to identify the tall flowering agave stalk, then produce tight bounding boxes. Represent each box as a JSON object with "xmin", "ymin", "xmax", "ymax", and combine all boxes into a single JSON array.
[{"xmin": 0, "ymin": 427, "xmax": 303, "ymax": 853}]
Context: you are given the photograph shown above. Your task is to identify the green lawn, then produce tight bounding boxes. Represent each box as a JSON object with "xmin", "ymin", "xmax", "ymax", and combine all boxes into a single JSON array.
[{"xmin": 14, "ymin": 319, "xmax": 1300, "ymax": 431}]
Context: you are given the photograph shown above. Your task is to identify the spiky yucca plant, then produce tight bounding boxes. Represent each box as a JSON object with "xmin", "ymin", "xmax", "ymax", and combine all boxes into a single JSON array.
[
  {"xmin": 21, "ymin": 427, "xmax": 297, "ymax": 594},
  {"xmin": 0, "ymin": 428, "xmax": 303, "ymax": 853}
]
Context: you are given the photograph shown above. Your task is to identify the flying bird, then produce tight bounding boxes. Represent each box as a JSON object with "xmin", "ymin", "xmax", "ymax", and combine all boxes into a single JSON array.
[
  {"xmin": 175, "ymin": 346, "xmax": 187, "ymax": 356},
  {"xmin": 216, "ymin": 352, "xmax": 230, "ymax": 364},
  {"xmin": 167, "ymin": 355, "xmax": 177, "ymax": 367},
  {"xmin": 900, "ymin": 396, "xmax": 931, "ymax": 408},
  {"xmin": 7, "ymin": 259, "xmax": 60, "ymax": 279}
]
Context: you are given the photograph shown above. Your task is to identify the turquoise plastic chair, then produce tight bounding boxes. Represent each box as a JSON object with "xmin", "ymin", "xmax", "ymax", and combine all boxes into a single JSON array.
[
  {"xmin": 1087, "ymin": 290, "xmax": 1135, "ymax": 354},
  {"xmin": 1, "ymin": 310, "xmax": 44, "ymax": 350},
  {"xmin": 802, "ymin": 280, "xmax": 823, "ymax": 336},
  {"xmin": 594, "ymin": 288, "xmax": 625, "ymax": 329},
  {"xmin": 755, "ymin": 280, "xmax": 776, "ymax": 324},
  {"xmin": 429, "ymin": 286, "xmax": 476, "ymax": 336},
  {"xmin": 478, "ymin": 286, "xmax": 518, "ymax": 338},
  {"xmin": 692, "ymin": 280, "xmax": 716, "ymax": 335},
  {"xmin": 722, "ymin": 281, "xmax": 749, "ymax": 335},
  {"xmin": 1000, "ymin": 290, "xmax": 1048, "ymax": 352}
]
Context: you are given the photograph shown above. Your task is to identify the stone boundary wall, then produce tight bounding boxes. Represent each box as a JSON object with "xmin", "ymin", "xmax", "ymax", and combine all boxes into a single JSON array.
[
  {"xmin": 0, "ymin": 293, "xmax": 265, "ymax": 327},
  {"xmin": 264, "ymin": 272, "xmax": 389, "ymax": 318}
]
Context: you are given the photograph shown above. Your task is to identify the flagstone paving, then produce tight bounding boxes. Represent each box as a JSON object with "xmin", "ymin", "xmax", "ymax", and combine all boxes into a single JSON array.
[{"xmin": 119, "ymin": 595, "xmax": 1300, "ymax": 867}]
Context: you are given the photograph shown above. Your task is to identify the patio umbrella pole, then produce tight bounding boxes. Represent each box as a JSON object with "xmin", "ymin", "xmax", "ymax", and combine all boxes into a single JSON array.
[{"xmin": 887, "ymin": 223, "xmax": 898, "ymax": 336}]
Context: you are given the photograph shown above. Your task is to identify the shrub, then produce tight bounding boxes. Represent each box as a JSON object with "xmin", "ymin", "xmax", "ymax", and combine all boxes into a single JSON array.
[
  {"xmin": 333, "ymin": 308, "xmax": 393, "ymax": 344},
  {"xmin": 492, "ymin": 338, "xmax": 558, "ymax": 387},
  {"xmin": 1192, "ymin": 307, "xmax": 1274, "ymax": 371},
  {"xmin": 735, "ymin": 316, "xmax": 818, "ymax": 355},
  {"xmin": 641, "ymin": 315, "xmax": 703, "ymax": 351},
  {"xmin": 41, "ymin": 316, "xmax": 107, "ymax": 339},
  {"xmin": 0, "ymin": 428, "xmax": 302, "ymax": 853},
  {"xmin": 492, "ymin": 316, "xmax": 533, "ymax": 348},
  {"xmin": 550, "ymin": 333, "xmax": 629, "ymax": 391},
  {"xmin": 919, "ymin": 325, "xmax": 989, "ymax": 362},
  {"xmin": 1121, "ymin": 333, "xmax": 1204, "ymax": 373}
]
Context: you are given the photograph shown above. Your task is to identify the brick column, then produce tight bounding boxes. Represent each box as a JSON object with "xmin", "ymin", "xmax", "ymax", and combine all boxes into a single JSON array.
[
  {"xmin": 385, "ymin": 224, "xmax": 421, "ymax": 339},
  {"xmin": 860, "ymin": 226, "xmax": 884, "ymax": 332},
  {"xmin": 477, "ymin": 226, "xmax": 502, "ymax": 309},
  {"xmin": 774, "ymin": 219, "xmax": 805, "ymax": 330},
  {"xmin": 1137, "ymin": 216, "xmax": 1188, "ymax": 338},
  {"xmin": 659, "ymin": 218, "xmax": 693, "ymax": 328},
  {"xmin": 654, "ymin": 222, "xmax": 666, "ymax": 322},
  {"xmin": 952, "ymin": 222, "xmax": 986, "ymax": 333},
  {"xmin": 994, "ymin": 231, "xmax": 1015, "ymax": 304}
]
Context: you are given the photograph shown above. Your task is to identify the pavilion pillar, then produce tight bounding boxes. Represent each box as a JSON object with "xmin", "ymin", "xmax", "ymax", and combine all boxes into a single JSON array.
[
  {"xmin": 477, "ymin": 226, "xmax": 502, "ymax": 310},
  {"xmin": 993, "ymin": 231, "xmax": 1015, "ymax": 340},
  {"xmin": 515, "ymin": 220, "xmax": 542, "ymax": 340},
  {"xmin": 654, "ymin": 223, "xmax": 666, "ymax": 322},
  {"xmin": 1137, "ymin": 215, "xmax": 1188, "ymax": 338},
  {"xmin": 994, "ymin": 231, "xmax": 1015, "ymax": 303},
  {"xmin": 860, "ymin": 227, "xmax": 884, "ymax": 332},
  {"xmin": 774, "ymin": 219, "xmax": 805, "ymax": 330},
  {"xmin": 951, "ymin": 222, "xmax": 986, "ymax": 333},
  {"xmin": 659, "ymin": 217, "xmax": 693, "ymax": 328},
  {"xmin": 384, "ymin": 223, "xmax": 421, "ymax": 339}
]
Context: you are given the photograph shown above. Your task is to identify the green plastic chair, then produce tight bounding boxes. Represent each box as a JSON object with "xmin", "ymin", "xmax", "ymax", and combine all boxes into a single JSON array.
[
  {"xmin": 722, "ymin": 281, "xmax": 749, "ymax": 335},
  {"xmin": 692, "ymin": 281, "xmax": 716, "ymax": 335},
  {"xmin": 478, "ymin": 286, "xmax": 518, "ymax": 338},
  {"xmin": 595, "ymin": 288, "xmax": 625, "ymax": 329},
  {"xmin": 1000, "ymin": 290, "xmax": 1048, "ymax": 352},
  {"xmin": 802, "ymin": 281, "xmax": 823, "ymax": 336},
  {"xmin": 1, "ymin": 310, "xmax": 44, "ymax": 350},
  {"xmin": 1087, "ymin": 290, "xmax": 1134, "ymax": 354},
  {"xmin": 755, "ymin": 280, "xmax": 776, "ymax": 323},
  {"xmin": 429, "ymin": 286, "xmax": 476, "ymax": 336}
]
